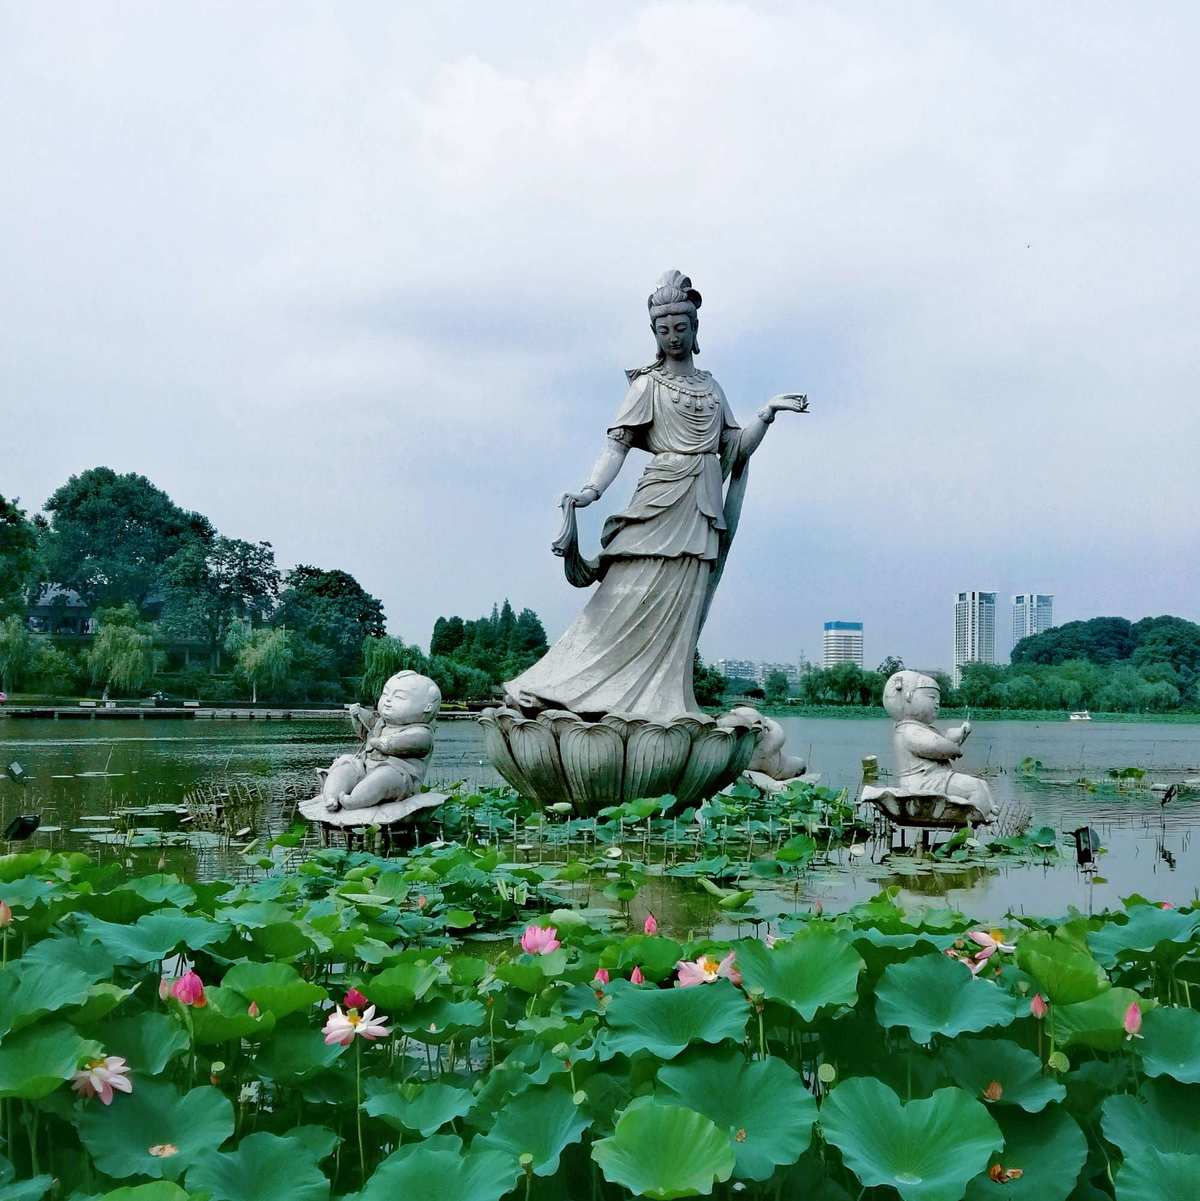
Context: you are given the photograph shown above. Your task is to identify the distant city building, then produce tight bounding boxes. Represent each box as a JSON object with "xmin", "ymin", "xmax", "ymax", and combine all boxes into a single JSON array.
[
  {"xmin": 754, "ymin": 662, "xmax": 801, "ymax": 686},
  {"xmin": 822, "ymin": 621, "xmax": 864, "ymax": 669},
  {"xmin": 1012, "ymin": 593, "xmax": 1054, "ymax": 651},
  {"xmin": 713, "ymin": 659, "xmax": 802, "ymax": 689},
  {"xmin": 953, "ymin": 591, "xmax": 997, "ymax": 685}
]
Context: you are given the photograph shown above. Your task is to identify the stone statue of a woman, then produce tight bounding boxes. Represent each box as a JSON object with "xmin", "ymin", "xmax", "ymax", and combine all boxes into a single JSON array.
[{"xmin": 503, "ymin": 270, "xmax": 807, "ymax": 720}]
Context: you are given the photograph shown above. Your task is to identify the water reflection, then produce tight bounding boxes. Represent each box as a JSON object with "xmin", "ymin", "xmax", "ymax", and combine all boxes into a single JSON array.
[{"xmin": 1, "ymin": 715, "xmax": 1198, "ymax": 919}]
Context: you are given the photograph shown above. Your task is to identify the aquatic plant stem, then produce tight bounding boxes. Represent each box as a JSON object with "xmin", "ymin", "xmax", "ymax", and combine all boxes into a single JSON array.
[{"xmin": 356, "ymin": 1039, "xmax": 365, "ymax": 1182}]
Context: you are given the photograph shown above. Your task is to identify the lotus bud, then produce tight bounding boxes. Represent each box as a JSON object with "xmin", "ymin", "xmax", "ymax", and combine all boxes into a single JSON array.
[
  {"xmin": 0, "ymin": 900, "xmax": 12, "ymax": 927},
  {"xmin": 630, "ymin": 965, "xmax": 645, "ymax": 985},
  {"xmin": 643, "ymin": 912, "xmax": 658, "ymax": 935},
  {"xmin": 593, "ymin": 967, "xmax": 610, "ymax": 985},
  {"xmin": 344, "ymin": 987, "xmax": 369, "ymax": 1010},
  {"xmin": 1030, "ymin": 993, "xmax": 1048, "ymax": 1020},
  {"xmin": 1123, "ymin": 1002, "xmax": 1143, "ymax": 1040}
]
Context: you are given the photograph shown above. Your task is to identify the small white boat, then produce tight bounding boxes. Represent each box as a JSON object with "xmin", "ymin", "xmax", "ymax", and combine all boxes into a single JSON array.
[{"xmin": 1069, "ymin": 710, "xmax": 1092, "ymax": 721}]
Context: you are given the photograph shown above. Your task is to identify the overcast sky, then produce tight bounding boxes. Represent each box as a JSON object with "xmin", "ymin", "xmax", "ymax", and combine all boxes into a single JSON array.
[{"xmin": 3, "ymin": 2, "xmax": 1197, "ymax": 672}]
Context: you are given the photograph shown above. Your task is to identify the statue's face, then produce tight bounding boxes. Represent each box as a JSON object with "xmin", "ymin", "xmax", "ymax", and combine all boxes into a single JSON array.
[
  {"xmin": 653, "ymin": 313, "xmax": 696, "ymax": 360},
  {"xmin": 378, "ymin": 675, "xmax": 434, "ymax": 725},
  {"xmin": 909, "ymin": 685, "xmax": 941, "ymax": 723}
]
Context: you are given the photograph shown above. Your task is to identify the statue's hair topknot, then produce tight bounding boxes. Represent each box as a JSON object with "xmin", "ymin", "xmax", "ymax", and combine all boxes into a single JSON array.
[{"xmin": 648, "ymin": 270, "xmax": 702, "ymax": 319}]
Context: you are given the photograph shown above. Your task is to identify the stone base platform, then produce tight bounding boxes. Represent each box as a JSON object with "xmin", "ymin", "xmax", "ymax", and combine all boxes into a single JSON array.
[{"xmin": 861, "ymin": 786, "xmax": 990, "ymax": 829}]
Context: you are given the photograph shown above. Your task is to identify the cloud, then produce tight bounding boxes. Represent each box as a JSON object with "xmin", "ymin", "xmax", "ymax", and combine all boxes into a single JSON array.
[{"xmin": 2, "ymin": 1, "xmax": 1197, "ymax": 670}]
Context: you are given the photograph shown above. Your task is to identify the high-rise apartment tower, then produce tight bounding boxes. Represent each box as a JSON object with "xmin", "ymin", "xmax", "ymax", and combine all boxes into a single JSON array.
[
  {"xmin": 1012, "ymin": 593, "xmax": 1054, "ymax": 651},
  {"xmin": 823, "ymin": 621, "xmax": 864, "ymax": 668},
  {"xmin": 953, "ymin": 591, "xmax": 996, "ymax": 685}
]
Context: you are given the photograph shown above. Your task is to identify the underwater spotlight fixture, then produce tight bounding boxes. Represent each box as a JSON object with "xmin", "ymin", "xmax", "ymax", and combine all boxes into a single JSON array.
[
  {"xmin": 6, "ymin": 761, "xmax": 27, "ymax": 783},
  {"xmin": 3, "ymin": 813, "xmax": 40, "ymax": 841},
  {"xmin": 1071, "ymin": 826, "xmax": 1101, "ymax": 868}
]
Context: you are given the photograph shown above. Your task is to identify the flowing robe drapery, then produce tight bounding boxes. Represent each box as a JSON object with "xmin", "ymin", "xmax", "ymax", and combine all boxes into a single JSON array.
[{"xmin": 505, "ymin": 368, "xmax": 742, "ymax": 719}]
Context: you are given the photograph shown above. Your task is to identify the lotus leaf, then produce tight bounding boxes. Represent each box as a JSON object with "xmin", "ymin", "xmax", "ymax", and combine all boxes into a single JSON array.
[
  {"xmin": 364, "ymin": 962, "xmax": 440, "ymax": 1011},
  {"xmin": 1115, "ymin": 1149, "xmax": 1200, "ymax": 1201},
  {"xmin": 76, "ymin": 911, "xmax": 231, "ymax": 964},
  {"xmin": 98, "ymin": 1011, "xmax": 191, "ymax": 1076},
  {"xmin": 401, "ymin": 997, "xmax": 486, "ymax": 1043},
  {"xmin": 185, "ymin": 1132, "xmax": 329, "ymax": 1201},
  {"xmin": 656, "ymin": 1048, "xmax": 816, "ymax": 1180},
  {"xmin": 591, "ymin": 1098, "xmax": 735, "ymax": 1199},
  {"xmin": 87, "ymin": 1186, "xmax": 191, "ymax": 1201},
  {"xmin": 478, "ymin": 1083, "xmax": 591, "ymax": 1175},
  {"xmin": 1016, "ymin": 931, "xmax": 1109, "ymax": 1005},
  {"xmin": 252, "ymin": 1024, "xmax": 346, "ymax": 1081},
  {"xmin": 220, "ymin": 962, "xmax": 326, "ymax": 1018},
  {"xmin": 189, "ymin": 986, "xmax": 277, "ymax": 1045},
  {"xmin": 876, "ymin": 953, "xmax": 1021, "ymax": 1045},
  {"xmin": 353, "ymin": 1134, "xmax": 516, "ymax": 1201},
  {"xmin": 602, "ymin": 978, "xmax": 750, "ymax": 1060},
  {"xmin": 735, "ymin": 927, "xmax": 864, "ymax": 1021},
  {"xmin": 820, "ymin": 1078, "xmax": 1003, "ymax": 1201},
  {"xmin": 1052, "ymin": 988, "xmax": 1152, "ymax": 1051},
  {"xmin": 963, "ymin": 1103, "xmax": 1087, "ymax": 1201},
  {"xmin": 363, "ymin": 1079, "xmax": 474, "ymax": 1136},
  {"xmin": 0, "ymin": 960, "xmax": 93, "ymax": 1036},
  {"xmin": 940, "ymin": 1037, "xmax": 1066, "ymax": 1112},
  {"xmin": 1139, "ymin": 1006, "xmax": 1200, "ymax": 1084},
  {"xmin": 1102, "ymin": 1078, "xmax": 1200, "ymax": 1158},
  {"xmin": 21, "ymin": 932, "xmax": 119, "ymax": 982},
  {"xmin": 1087, "ymin": 905, "xmax": 1200, "ymax": 968},
  {"xmin": 0, "ymin": 1021, "xmax": 101, "ymax": 1099},
  {"xmin": 78, "ymin": 1080, "xmax": 234, "ymax": 1180}
]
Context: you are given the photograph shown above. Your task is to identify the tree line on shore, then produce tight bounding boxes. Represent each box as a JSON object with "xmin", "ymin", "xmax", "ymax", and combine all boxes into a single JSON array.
[{"xmin": 0, "ymin": 471, "xmax": 548, "ymax": 704}]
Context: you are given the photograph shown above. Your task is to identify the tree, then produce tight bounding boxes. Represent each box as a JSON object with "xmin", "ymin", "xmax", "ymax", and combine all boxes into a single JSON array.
[
  {"xmin": 693, "ymin": 652, "xmax": 727, "ymax": 708},
  {"xmin": 31, "ymin": 643, "xmax": 81, "ymax": 695},
  {"xmin": 360, "ymin": 635, "xmax": 428, "ymax": 702},
  {"xmin": 764, "ymin": 670, "xmax": 790, "ymax": 706},
  {"xmin": 40, "ymin": 468, "xmax": 214, "ymax": 608},
  {"xmin": 430, "ymin": 616, "xmax": 466, "ymax": 657},
  {"xmin": 427, "ymin": 602, "xmax": 549, "ymax": 686},
  {"xmin": 233, "ymin": 627, "xmax": 293, "ymax": 703},
  {"xmin": 0, "ymin": 615, "xmax": 35, "ymax": 691},
  {"xmin": 1012, "ymin": 617, "xmax": 1135, "ymax": 667},
  {"xmin": 86, "ymin": 604, "xmax": 159, "ymax": 695},
  {"xmin": 274, "ymin": 566, "xmax": 386, "ymax": 676},
  {"xmin": 162, "ymin": 537, "xmax": 280, "ymax": 668},
  {"xmin": 877, "ymin": 655, "xmax": 905, "ymax": 677},
  {"xmin": 0, "ymin": 495, "xmax": 39, "ymax": 618}
]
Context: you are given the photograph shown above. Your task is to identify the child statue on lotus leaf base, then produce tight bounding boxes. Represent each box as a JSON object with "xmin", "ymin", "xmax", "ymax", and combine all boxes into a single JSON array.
[
  {"xmin": 863, "ymin": 670, "xmax": 997, "ymax": 827},
  {"xmin": 317, "ymin": 670, "xmax": 441, "ymax": 812}
]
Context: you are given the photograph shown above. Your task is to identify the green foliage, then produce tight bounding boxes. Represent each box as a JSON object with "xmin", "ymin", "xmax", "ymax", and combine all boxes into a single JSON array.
[
  {"xmin": 0, "ymin": 614, "xmax": 36, "ymax": 691},
  {"xmin": 0, "ymin": 494, "xmax": 39, "ymax": 618},
  {"xmin": 86, "ymin": 604, "xmax": 160, "ymax": 695},
  {"xmin": 426, "ymin": 600, "xmax": 547, "ymax": 690},
  {"xmin": 275, "ymin": 566, "xmax": 385, "ymax": 678},
  {"xmin": 230, "ymin": 626, "xmax": 293, "ymax": 704},
  {"xmin": 693, "ymin": 652, "xmax": 727, "ymax": 708},
  {"xmin": 40, "ymin": 468, "xmax": 214, "ymax": 608}
]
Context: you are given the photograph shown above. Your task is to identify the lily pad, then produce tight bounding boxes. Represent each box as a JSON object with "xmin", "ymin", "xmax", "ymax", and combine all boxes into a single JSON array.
[
  {"xmin": 1051, "ymin": 988, "xmax": 1152, "ymax": 1051},
  {"xmin": 354, "ymin": 1134, "xmax": 516, "ymax": 1201},
  {"xmin": 78, "ymin": 1079, "xmax": 234, "ymax": 1180},
  {"xmin": 1138, "ymin": 1006, "xmax": 1200, "ymax": 1084},
  {"xmin": 591, "ymin": 1097, "xmax": 735, "ymax": 1199},
  {"xmin": 735, "ymin": 927, "xmax": 864, "ymax": 1021},
  {"xmin": 478, "ymin": 1084, "xmax": 590, "ymax": 1176},
  {"xmin": 1088, "ymin": 906, "xmax": 1200, "ymax": 969},
  {"xmin": 0, "ymin": 960, "xmax": 93, "ymax": 1036},
  {"xmin": 940, "ymin": 1037, "xmax": 1066, "ymax": 1112},
  {"xmin": 963, "ymin": 1103, "xmax": 1087, "ymax": 1201},
  {"xmin": 602, "ymin": 979, "xmax": 750, "ymax": 1060},
  {"xmin": 221, "ymin": 963, "xmax": 326, "ymax": 1019},
  {"xmin": 1016, "ymin": 931, "xmax": 1108, "ymax": 1006},
  {"xmin": 99, "ymin": 1011, "xmax": 191, "ymax": 1076},
  {"xmin": 656, "ymin": 1048, "xmax": 816, "ymax": 1181},
  {"xmin": 1102, "ymin": 1078, "xmax": 1200, "ymax": 1159},
  {"xmin": 876, "ymin": 954, "xmax": 1021, "ymax": 1045},
  {"xmin": 1115, "ymin": 1149, "xmax": 1200, "ymax": 1201},
  {"xmin": 820, "ymin": 1078, "xmax": 1003, "ymax": 1201},
  {"xmin": 189, "ymin": 986, "xmax": 277, "ymax": 1045},
  {"xmin": 364, "ymin": 962, "xmax": 440, "ymax": 1012},
  {"xmin": 253, "ymin": 1025, "xmax": 346, "ymax": 1082},
  {"xmin": 184, "ymin": 1132, "xmax": 329, "ymax": 1201},
  {"xmin": 363, "ymin": 1079, "xmax": 474, "ymax": 1136},
  {"xmin": 0, "ymin": 1021, "xmax": 101, "ymax": 1099},
  {"xmin": 76, "ymin": 911, "xmax": 231, "ymax": 965}
]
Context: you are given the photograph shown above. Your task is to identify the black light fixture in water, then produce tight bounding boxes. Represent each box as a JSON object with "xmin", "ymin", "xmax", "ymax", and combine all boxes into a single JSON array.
[
  {"xmin": 2, "ymin": 813, "xmax": 40, "ymax": 841},
  {"xmin": 6, "ymin": 761, "xmax": 26, "ymax": 783},
  {"xmin": 1071, "ymin": 826, "xmax": 1101, "ymax": 868}
]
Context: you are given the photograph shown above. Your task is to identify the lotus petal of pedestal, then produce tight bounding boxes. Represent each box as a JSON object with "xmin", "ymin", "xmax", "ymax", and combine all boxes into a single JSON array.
[{"xmin": 479, "ymin": 708, "xmax": 762, "ymax": 815}]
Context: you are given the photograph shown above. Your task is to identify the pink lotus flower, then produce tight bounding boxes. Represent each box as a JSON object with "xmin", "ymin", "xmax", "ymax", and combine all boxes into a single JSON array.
[
  {"xmin": 676, "ymin": 951, "xmax": 741, "ymax": 988},
  {"xmin": 643, "ymin": 913, "xmax": 658, "ymax": 935},
  {"xmin": 248, "ymin": 1001, "xmax": 261, "ymax": 1018},
  {"xmin": 764, "ymin": 932, "xmax": 779, "ymax": 949},
  {"xmin": 968, "ymin": 930, "xmax": 1016, "ymax": 955},
  {"xmin": 172, "ymin": 970, "xmax": 206, "ymax": 1008},
  {"xmin": 593, "ymin": 968, "xmax": 610, "ymax": 985},
  {"xmin": 1030, "ymin": 993, "xmax": 1048, "ymax": 1020},
  {"xmin": 344, "ymin": 987, "xmax": 369, "ymax": 1009},
  {"xmin": 323, "ymin": 1003, "xmax": 391, "ymax": 1045},
  {"xmin": 0, "ymin": 900, "xmax": 12, "ymax": 927},
  {"xmin": 1161, "ymin": 902, "xmax": 1174, "ymax": 910},
  {"xmin": 71, "ymin": 1056, "xmax": 132, "ymax": 1105},
  {"xmin": 1123, "ymin": 1002, "xmax": 1143, "ymax": 1040},
  {"xmin": 520, "ymin": 925, "xmax": 561, "ymax": 955},
  {"xmin": 630, "ymin": 965, "xmax": 645, "ymax": 985}
]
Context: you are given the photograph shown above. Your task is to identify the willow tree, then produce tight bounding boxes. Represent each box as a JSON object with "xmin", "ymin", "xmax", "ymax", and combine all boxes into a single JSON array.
[
  {"xmin": 86, "ymin": 605, "xmax": 158, "ymax": 695},
  {"xmin": 0, "ymin": 615, "xmax": 35, "ymax": 692},
  {"xmin": 234, "ymin": 627, "xmax": 293, "ymax": 703}
]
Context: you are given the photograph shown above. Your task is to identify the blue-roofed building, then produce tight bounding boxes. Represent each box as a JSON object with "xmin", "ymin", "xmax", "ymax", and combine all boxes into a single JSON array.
[{"xmin": 822, "ymin": 620, "xmax": 864, "ymax": 668}]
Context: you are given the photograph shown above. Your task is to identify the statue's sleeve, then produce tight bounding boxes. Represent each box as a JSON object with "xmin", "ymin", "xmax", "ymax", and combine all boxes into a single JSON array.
[
  {"xmin": 716, "ymin": 381, "xmax": 742, "ymax": 474},
  {"xmin": 607, "ymin": 373, "xmax": 654, "ymax": 449},
  {"xmin": 900, "ymin": 723, "xmax": 962, "ymax": 761}
]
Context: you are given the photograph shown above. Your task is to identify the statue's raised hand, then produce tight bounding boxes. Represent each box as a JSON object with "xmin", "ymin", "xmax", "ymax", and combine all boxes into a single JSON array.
[{"xmin": 768, "ymin": 393, "xmax": 809, "ymax": 414}]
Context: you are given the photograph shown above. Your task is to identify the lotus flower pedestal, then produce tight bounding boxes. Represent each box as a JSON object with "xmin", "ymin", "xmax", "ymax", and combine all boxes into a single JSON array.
[{"xmin": 478, "ymin": 707, "xmax": 761, "ymax": 815}]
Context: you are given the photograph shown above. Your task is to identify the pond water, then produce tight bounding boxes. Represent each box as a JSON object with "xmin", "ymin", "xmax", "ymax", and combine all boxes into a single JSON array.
[{"xmin": 1, "ymin": 714, "xmax": 1198, "ymax": 922}]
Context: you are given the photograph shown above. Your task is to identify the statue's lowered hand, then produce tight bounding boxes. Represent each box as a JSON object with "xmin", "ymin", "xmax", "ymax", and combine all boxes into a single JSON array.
[{"xmin": 562, "ymin": 489, "xmax": 597, "ymax": 508}]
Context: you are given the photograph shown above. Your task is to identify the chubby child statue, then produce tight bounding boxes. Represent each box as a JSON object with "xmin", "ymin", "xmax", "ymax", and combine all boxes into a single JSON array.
[
  {"xmin": 319, "ymin": 670, "xmax": 441, "ymax": 812},
  {"xmin": 881, "ymin": 670, "xmax": 996, "ymax": 822}
]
